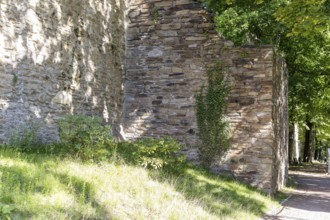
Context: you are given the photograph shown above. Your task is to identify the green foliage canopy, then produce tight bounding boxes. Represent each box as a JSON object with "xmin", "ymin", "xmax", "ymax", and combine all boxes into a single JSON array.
[
  {"xmin": 275, "ymin": 0, "xmax": 330, "ymax": 39},
  {"xmin": 203, "ymin": 0, "xmax": 330, "ymax": 142},
  {"xmin": 203, "ymin": 0, "xmax": 330, "ymax": 75}
]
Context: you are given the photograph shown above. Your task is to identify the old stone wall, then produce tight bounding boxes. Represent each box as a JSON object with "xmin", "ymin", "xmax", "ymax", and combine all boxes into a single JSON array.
[
  {"xmin": 214, "ymin": 47, "xmax": 276, "ymax": 192},
  {"xmin": 0, "ymin": 0, "xmax": 125, "ymax": 141},
  {"xmin": 0, "ymin": 0, "xmax": 288, "ymax": 194},
  {"xmin": 123, "ymin": 0, "xmax": 288, "ymax": 194},
  {"xmin": 123, "ymin": 0, "xmax": 217, "ymax": 145}
]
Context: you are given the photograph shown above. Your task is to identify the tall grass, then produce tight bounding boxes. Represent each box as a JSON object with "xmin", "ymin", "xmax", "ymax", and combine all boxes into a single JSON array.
[{"xmin": 0, "ymin": 148, "xmax": 278, "ymax": 220}]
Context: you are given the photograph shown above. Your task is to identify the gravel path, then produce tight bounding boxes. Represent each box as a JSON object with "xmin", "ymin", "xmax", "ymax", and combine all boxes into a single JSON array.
[{"xmin": 263, "ymin": 171, "xmax": 330, "ymax": 220}]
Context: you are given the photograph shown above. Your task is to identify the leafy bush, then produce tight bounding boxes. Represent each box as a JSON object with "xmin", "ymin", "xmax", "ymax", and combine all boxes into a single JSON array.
[
  {"xmin": 7, "ymin": 123, "xmax": 41, "ymax": 151},
  {"xmin": 117, "ymin": 138, "xmax": 186, "ymax": 170},
  {"xmin": 4, "ymin": 115, "xmax": 185, "ymax": 169},
  {"xmin": 57, "ymin": 115, "xmax": 115, "ymax": 161},
  {"xmin": 0, "ymin": 203, "xmax": 15, "ymax": 220}
]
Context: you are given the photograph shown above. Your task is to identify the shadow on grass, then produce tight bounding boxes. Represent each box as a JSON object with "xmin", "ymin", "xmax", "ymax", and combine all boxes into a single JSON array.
[
  {"xmin": 53, "ymin": 172, "xmax": 112, "ymax": 218},
  {"xmin": 0, "ymin": 161, "xmax": 54, "ymax": 218},
  {"xmin": 0, "ymin": 154, "xmax": 112, "ymax": 219},
  {"xmin": 0, "ymin": 149, "xmax": 273, "ymax": 219},
  {"xmin": 148, "ymin": 164, "xmax": 270, "ymax": 219},
  {"xmin": 0, "ymin": 164, "xmax": 50, "ymax": 194}
]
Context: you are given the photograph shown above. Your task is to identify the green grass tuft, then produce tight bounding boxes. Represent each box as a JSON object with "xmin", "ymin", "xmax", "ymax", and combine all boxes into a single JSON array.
[{"xmin": 0, "ymin": 148, "xmax": 278, "ymax": 220}]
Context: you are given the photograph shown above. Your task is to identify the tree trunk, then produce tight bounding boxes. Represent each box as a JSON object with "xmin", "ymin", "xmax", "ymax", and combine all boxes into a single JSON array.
[
  {"xmin": 312, "ymin": 129, "xmax": 317, "ymax": 160},
  {"xmin": 303, "ymin": 120, "xmax": 313, "ymax": 162},
  {"xmin": 293, "ymin": 123, "xmax": 300, "ymax": 164},
  {"xmin": 288, "ymin": 124, "xmax": 294, "ymax": 164},
  {"xmin": 314, "ymin": 147, "xmax": 319, "ymax": 161},
  {"xmin": 314, "ymin": 136, "xmax": 319, "ymax": 161}
]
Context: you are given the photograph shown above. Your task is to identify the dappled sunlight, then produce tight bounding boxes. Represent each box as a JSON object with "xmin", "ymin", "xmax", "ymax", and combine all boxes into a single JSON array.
[
  {"xmin": 0, "ymin": 149, "xmax": 276, "ymax": 219},
  {"xmin": 53, "ymin": 162, "xmax": 217, "ymax": 219},
  {"xmin": 123, "ymin": 111, "xmax": 155, "ymax": 140},
  {"xmin": 147, "ymin": 166, "xmax": 277, "ymax": 219},
  {"xmin": 213, "ymin": 114, "xmax": 274, "ymax": 190},
  {"xmin": 185, "ymin": 168, "xmax": 273, "ymax": 202},
  {"xmin": 0, "ymin": 148, "xmax": 278, "ymax": 219},
  {"xmin": 0, "ymin": 156, "xmax": 35, "ymax": 169},
  {"xmin": 24, "ymin": 191, "xmax": 75, "ymax": 211},
  {"xmin": 0, "ymin": 0, "xmax": 125, "ymax": 142}
]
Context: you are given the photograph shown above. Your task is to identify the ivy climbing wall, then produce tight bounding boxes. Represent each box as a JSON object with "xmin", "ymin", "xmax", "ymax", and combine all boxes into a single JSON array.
[
  {"xmin": 123, "ymin": 0, "xmax": 288, "ymax": 194},
  {"xmin": 0, "ymin": 0, "xmax": 288, "ymax": 194}
]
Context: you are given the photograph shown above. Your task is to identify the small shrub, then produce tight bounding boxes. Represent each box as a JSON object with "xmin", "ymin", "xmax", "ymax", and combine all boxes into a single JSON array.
[
  {"xmin": 4, "ymin": 116, "xmax": 185, "ymax": 169},
  {"xmin": 117, "ymin": 138, "xmax": 186, "ymax": 170},
  {"xmin": 7, "ymin": 123, "xmax": 41, "ymax": 151},
  {"xmin": 57, "ymin": 115, "xmax": 115, "ymax": 161},
  {"xmin": 0, "ymin": 203, "xmax": 15, "ymax": 220}
]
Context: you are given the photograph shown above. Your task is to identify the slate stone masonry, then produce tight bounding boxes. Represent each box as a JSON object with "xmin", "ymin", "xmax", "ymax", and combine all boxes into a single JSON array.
[
  {"xmin": 0, "ymin": 0, "xmax": 288, "ymax": 194},
  {"xmin": 123, "ymin": 0, "xmax": 288, "ymax": 194},
  {"xmin": 0, "ymin": 0, "xmax": 126, "ymax": 141}
]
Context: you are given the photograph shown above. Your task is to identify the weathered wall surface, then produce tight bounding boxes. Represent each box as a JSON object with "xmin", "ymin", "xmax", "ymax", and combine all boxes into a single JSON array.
[
  {"xmin": 0, "ymin": 0, "xmax": 288, "ymax": 194},
  {"xmin": 123, "ymin": 0, "xmax": 217, "ymax": 146},
  {"xmin": 0, "ymin": 0, "xmax": 125, "ymax": 141},
  {"xmin": 123, "ymin": 0, "xmax": 287, "ymax": 194},
  {"xmin": 214, "ymin": 47, "xmax": 276, "ymax": 192}
]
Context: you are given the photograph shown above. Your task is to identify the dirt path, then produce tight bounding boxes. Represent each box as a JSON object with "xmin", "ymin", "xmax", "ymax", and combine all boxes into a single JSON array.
[{"xmin": 263, "ymin": 171, "xmax": 330, "ymax": 220}]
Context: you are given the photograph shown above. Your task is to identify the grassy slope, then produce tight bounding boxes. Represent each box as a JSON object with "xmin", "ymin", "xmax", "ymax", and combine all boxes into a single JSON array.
[{"xmin": 0, "ymin": 149, "xmax": 278, "ymax": 220}]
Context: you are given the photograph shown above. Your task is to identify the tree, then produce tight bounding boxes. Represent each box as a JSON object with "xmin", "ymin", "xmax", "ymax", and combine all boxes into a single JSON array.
[
  {"xmin": 203, "ymin": 0, "xmax": 330, "ymax": 163},
  {"xmin": 288, "ymin": 72, "xmax": 330, "ymax": 162},
  {"xmin": 202, "ymin": 0, "xmax": 330, "ymax": 74},
  {"xmin": 200, "ymin": 1, "xmax": 330, "ymax": 72},
  {"xmin": 204, "ymin": 0, "xmax": 286, "ymax": 45},
  {"xmin": 274, "ymin": 0, "xmax": 330, "ymax": 39}
]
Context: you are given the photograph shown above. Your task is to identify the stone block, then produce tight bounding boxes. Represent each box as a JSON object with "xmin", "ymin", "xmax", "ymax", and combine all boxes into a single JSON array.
[
  {"xmin": 157, "ymin": 31, "xmax": 178, "ymax": 37},
  {"xmin": 0, "ymin": 0, "xmax": 286, "ymax": 196},
  {"xmin": 160, "ymin": 23, "xmax": 182, "ymax": 30}
]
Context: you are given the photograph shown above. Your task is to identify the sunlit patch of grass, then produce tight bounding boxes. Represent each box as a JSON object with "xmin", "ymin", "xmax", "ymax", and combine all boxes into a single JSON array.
[
  {"xmin": 149, "ymin": 167, "xmax": 278, "ymax": 220},
  {"xmin": 0, "ymin": 148, "xmax": 278, "ymax": 219}
]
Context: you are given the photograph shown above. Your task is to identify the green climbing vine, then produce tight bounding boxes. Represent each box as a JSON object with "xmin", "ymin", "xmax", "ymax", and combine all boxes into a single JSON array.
[
  {"xmin": 196, "ymin": 63, "xmax": 230, "ymax": 166},
  {"xmin": 153, "ymin": 8, "xmax": 160, "ymax": 24}
]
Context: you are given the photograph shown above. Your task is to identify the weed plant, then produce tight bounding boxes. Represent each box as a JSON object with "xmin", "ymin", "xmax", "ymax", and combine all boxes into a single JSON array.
[
  {"xmin": 0, "ymin": 115, "xmax": 278, "ymax": 219},
  {"xmin": 0, "ymin": 148, "xmax": 278, "ymax": 220},
  {"xmin": 7, "ymin": 123, "xmax": 42, "ymax": 152}
]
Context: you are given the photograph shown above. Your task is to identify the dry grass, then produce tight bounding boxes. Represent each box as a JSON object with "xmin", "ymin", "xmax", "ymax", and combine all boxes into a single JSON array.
[{"xmin": 0, "ymin": 149, "xmax": 278, "ymax": 220}]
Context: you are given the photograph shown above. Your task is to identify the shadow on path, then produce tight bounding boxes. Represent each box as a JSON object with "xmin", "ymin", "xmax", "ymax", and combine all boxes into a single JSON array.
[{"xmin": 263, "ymin": 170, "xmax": 330, "ymax": 220}]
